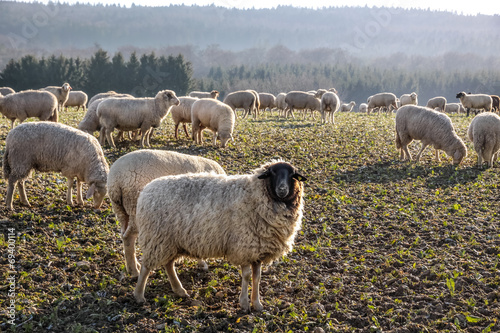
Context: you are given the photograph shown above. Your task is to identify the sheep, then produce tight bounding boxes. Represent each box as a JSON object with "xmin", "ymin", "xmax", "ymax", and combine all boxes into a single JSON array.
[
  {"xmin": 491, "ymin": 95, "xmax": 499, "ymax": 112},
  {"xmin": 97, "ymin": 90, "xmax": 179, "ymax": 148},
  {"xmin": 78, "ymin": 94, "xmax": 134, "ymax": 135},
  {"xmin": 107, "ymin": 149, "xmax": 226, "ymax": 277},
  {"xmin": 467, "ymin": 112, "xmax": 500, "ymax": 167},
  {"xmin": 133, "ymin": 160, "xmax": 307, "ymax": 312},
  {"xmin": 0, "ymin": 87, "xmax": 15, "ymax": 96},
  {"xmin": 283, "ymin": 91, "xmax": 321, "ymax": 119},
  {"xmin": 444, "ymin": 103, "xmax": 465, "ymax": 114},
  {"xmin": 223, "ymin": 90, "xmax": 257, "ymax": 119},
  {"xmin": 359, "ymin": 103, "xmax": 368, "ymax": 113},
  {"xmin": 191, "ymin": 98, "xmax": 235, "ymax": 148},
  {"xmin": 395, "ymin": 105, "xmax": 467, "ymax": 165},
  {"xmin": 170, "ymin": 96, "xmax": 198, "ymax": 140},
  {"xmin": 456, "ymin": 92, "xmax": 493, "ymax": 117},
  {"xmin": 0, "ymin": 90, "xmax": 58, "ymax": 128},
  {"xmin": 400, "ymin": 92, "xmax": 418, "ymax": 106},
  {"xmin": 275, "ymin": 92, "xmax": 287, "ymax": 117},
  {"xmin": 258, "ymin": 92, "xmax": 276, "ymax": 115},
  {"xmin": 42, "ymin": 83, "xmax": 72, "ymax": 113},
  {"xmin": 367, "ymin": 92, "xmax": 398, "ymax": 114},
  {"xmin": 340, "ymin": 101, "xmax": 356, "ymax": 112},
  {"xmin": 88, "ymin": 91, "xmax": 118, "ymax": 106},
  {"xmin": 188, "ymin": 90, "xmax": 219, "ymax": 99},
  {"xmin": 426, "ymin": 96, "xmax": 447, "ymax": 112},
  {"xmin": 64, "ymin": 90, "xmax": 88, "ymax": 112},
  {"xmin": 320, "ymin": 91, "xmax": 340, "ymax": 124},
  {"xmin": 3, "ymin": 122, "xmax": 109, "ymax": 210},
  {"xmin": 247, "ymin": 89, "xmax": 261, "ymax": 119}
]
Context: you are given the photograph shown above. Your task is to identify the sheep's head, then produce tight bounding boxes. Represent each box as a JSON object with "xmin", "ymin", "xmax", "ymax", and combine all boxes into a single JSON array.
[
  {"xmin": 161, "ymin": 90, "xmax": 180, "ymax": 106},
  {"xmin": 63, "ymin": 83, "xmax": 72, "ymax": 91},
  {"xmin": 211, "ymin": 90, "xmax": 220, "ymax": 99},
  {"xmin": 452, "ymin": 143, "xmax": 467, "ymax": 165},
  {"xmin": 258, "ymin": 162, "xmax": 307, "ymax": 203},
  {"xmin": 456, "ymin": 92, "xmax": 467, "ymax": 99},
  {"xmin": 86, "ymin": 182, "xmax": 107, "ymax": 209}
]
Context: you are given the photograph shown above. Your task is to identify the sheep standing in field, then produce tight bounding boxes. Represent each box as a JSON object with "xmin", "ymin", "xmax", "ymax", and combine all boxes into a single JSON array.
[
  {"xmin": 188, "ymin": 90, "xmax": 219, "ymax": 99},
  {"xmin": 78, "ymin": 94, "xmax": 134, "ymax": 135},
  {"xmin": 444, "ymin": 103, "xmax": 465, "ymax": 114},
  {"xmin": 359, "ymin": 103, "xmax": 368, "ymax": 113},
  {"xmin": 133, "ymin": 160, "xmax": 307, "ymax": 312},
  {"xmin": 426, "ymin": 96, "xmax": 447, "ymax": 112},
  {"xmin": 283, "ymin": 91, "xmax": 321, "ymax": 119},
  {"xmin": 395, "ymin": 105, "xmax": 467, "ymax": 165},
  {"xmin": 467, "ymin": 112, "xmax": 500, "ymax": 167},
  {"xmin": 97, "ymin": 90, "xmax": 179, "ymax": 148},
  {"xmin": 0, "ymin": 90, "xmax": 58, "ymax": 128},
  {"xmin": 191, "ymin": 98, "xmax": 235, "ymax": 148},
  {"xmin": 64, "ymin": 90, "xmax": 88, "ymax": 111},
  {"xmin": 367, "ymin": 92, "xmax": 398, "ymax": 114},
  {"xmin": 223, "ymin": 90, "xmax": 257, "ymax": 119},
  {"xmin": 108, "ymin": 149, "xmax": 226, "ymax": 277},
  {"xmin": 88, "ymin": 91, "xmax": 119, "ymax": 106},
  {"xmin": 276, "ymin": 92, "xmax": 287, "ymax": 117},
  {"xmin": 170, "ymin": 96, "xmax": 198, "ymax": 140},
  {"xmin": 258, "ymin": 92, "xmax": 276, "ymax": 115},
  {"xmin": 3, "ymin": 122, "xmax": 109, "ymax": 210},
  {"xmin": 0, "ymin": 87, "xmax": 15, "ymax": 96},
  {"xmin": 320, "ymin": 91, "xmax": 340, "ymax": 124},
  {"xmin": 400, "ymin": 92, "xmax": 418, "ymax": 106},
  {"xmin": 43, "ymin": 83, "xmax": 72, "ymax": 113},
  {"xmin": 491, "ymin": 95, "xmax": 499, "ymax": 112},
  {"xmin": 340, "ymin": 101, "xmax": 356, "ymax": 112},
  {"xmin": 456, "ymin": 92, "xmax": 493, "ymax": 117}
]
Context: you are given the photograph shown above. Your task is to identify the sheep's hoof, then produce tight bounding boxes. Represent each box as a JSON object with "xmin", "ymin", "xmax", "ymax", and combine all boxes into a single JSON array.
[
  {"xmin": 134, "ymin": 292, "xmax": 146, "ymax": 304},
  {"xmin": 239, "ymin": 299, "xmax": 250, "ymax": 313},
  {"xmin": 253, "ymin": 302, "xmax": 264, "ymax": 312}
]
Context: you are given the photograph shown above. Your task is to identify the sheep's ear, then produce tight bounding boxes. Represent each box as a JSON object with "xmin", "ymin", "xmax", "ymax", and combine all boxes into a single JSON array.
[
  {"xmin": 258, "ymin": 170, "xmax": 270, "ymax": 179},
  {"xmin": 293, "ymin": 173, "xmax": 307, "ymax": 182},
  {"xmin": 86, "ymin": 183, "xmax": 96, "ymax": 199}
]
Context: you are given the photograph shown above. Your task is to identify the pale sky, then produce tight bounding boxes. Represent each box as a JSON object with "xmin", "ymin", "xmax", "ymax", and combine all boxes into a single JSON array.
[{"xmin": 23, "ymin": 0, "xmax": 500, "ymax": 16}]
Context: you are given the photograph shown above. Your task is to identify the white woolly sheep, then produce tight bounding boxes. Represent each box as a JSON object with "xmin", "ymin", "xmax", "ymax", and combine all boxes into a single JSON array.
[
  {"xmin": 0, "ymin": 87, "xmax": 15, "ymax": 96},
  {"xmin": 223, "ymin": 90, "xmax": 257, "ymax": 119},
  {"xmin": 340, "ymin": 101, "xmax": 356, "ymax": 112},
  {"xmin": 467, "ymin": 112, "xmax": 500, "ymax": 167},
  {"xmin": 3, "ymin": 122, "xmax": 109, "ymax": 210},
  {"xmin": 88, "ymin": 91, "xmax": 119, "ymax": 106},
  {"xmin": 276, "ymin": 92, "xmax": 287, "ymax": 117},
  {"xmin": 188, "ymin": 90, "xmax": 219, "ymax": 99},
  {"xmin": 133, "ymin": 160, "xmax": 307, "ymax": 312},
  {"xmin": 258, "ymin": 92, "xmax": 276, "ymax": 114},
  {"xmin": 395, "ymin": 105, "xmax": 467, "ymax": 165},
  {"xmin": 359, "ymin": 103, "xmax": 368, "ymax": 113},
  {"xmin": 64, "ymin": 90, "xmax": 88, "ymax": 111},
  {"xmin": 0, "ymin": 90, "xmax": 58, "ymax": 128},
  {"xmin": 426, "ymin": 96, "xmax": 447, "ymax": 112},
  {"xmin": 170, "ymin": 96, "xmax": 198, "ymax": 140},
  {"xmin": 97, "ymin": 90, "xmax": 179, "ymax": 148},
  {"xmin": 400, "ymin": 92, "xmax": 418, "ymax": 106},
  {"xmin": 283, "ymin": 91, "xmax": 321, "ymax": 119},
  {"xmin": 43, "ymin": 83, "xmax": 72, "ymax": 113},
  {"xmin": 320, "ymin": 91, "xmax": 340, "ymax": 124},
  {"xmin": 78, "ymin": 94, "xmax": 134, "ymax": 135},
  {"xmin": 444, "ymin": 103, "xmax": 465, "ymax": 114},
  {"xmin": 108, "ymin": 149, "xmax": 226, "ymax": 277},
  {"xmin": 456, "ymin": 92, "xmax": 493, "ymax": 117},
  {"xmin": 367, "ymin": 93, "xmax": 398, "ymax": 113},
  {"xmin": 191, "ymin": 98, "xmax": 235, "ymax": 148}
]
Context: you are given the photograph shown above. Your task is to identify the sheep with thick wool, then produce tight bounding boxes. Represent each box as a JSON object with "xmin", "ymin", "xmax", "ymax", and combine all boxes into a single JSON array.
[
  {"xmin": 191, "ymin": 98, "xmax": 235, "ymax": 148},
  {"xmin": 426, "ymin": 96, "xmax": 447, "ymax": 112},
  {"xmin": 444, "ymin": 103, "xmax": 465, "ymax": 114},
  {"xmin": 43, "ymin": 83, "xmax": 72, "ymax": 113},
  {"xmin": 78, "ymin": 94, "xmax": 134, "ymax": 135},
  {"xmin": 258, "ymin": 92, "xmax": 276, "ymax": 114},
  {"xmin": 88, "ymin": 91, "xmax": 119, "ymax": 106},
  {"xmin": 0, "ymin": 90, "xmax": 58, "ymax": 128},
  {"xmin": 283, "ymin": 91, "xmax": 321, "ymax": 119},
  {"xmin": 189, "ymin": 90, "xmax": 219, "ymax": 99},
  {"xmin": 395, "ymin": 105, "xmax": 467, "ymax": 165},
  {"xmin": 64, "ymin": 90, "xmax": 88, "ymax": 111},
  {"xmin": 320, "ymin": 91, "xmax": 340, "ymax": 124},
  {"xmin": 467, "ymin": 112, "xmax": 500, "ymax": 167},
  {"xmin": 456, "ymin": 92, "xmax": 493, "ymax": 117},
  {"xmin": 3, "ymin": 122, "xmax": 109, "ymax": 210},
  {"xmin": 367, "ymin": 93, "xmax": 398, "ymax": 113},
  {"xmin": 107, "ymin": 149, "xmax": 225, "ymax": 277},
  {"xmin": 0, "ymin": 87, "xmax": 15, "ymax": 96},
  {"xmin": 133, "ymin": 160, "xmax": 307, "ymax": 312},
  {"xmin": 223, "ymin": 90, "xmax": 257, "ymax": 119},
  {"xmin": 170, "ymin": 96, "xmax": 198, "ymax": 140},
  {"xmin": 340, "ymin": 101, "xmax": 356, "ymax": 112},
  {"xmin": 400, "ymin": 92, "xmax": 418, "ymax": 106}
]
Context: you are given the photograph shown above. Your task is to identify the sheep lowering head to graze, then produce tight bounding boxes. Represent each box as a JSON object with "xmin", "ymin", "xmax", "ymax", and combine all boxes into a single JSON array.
[
  {"xmin": 133, "ymin": 160, "xmax": 307, "ymax": 312},
  {"xmin": 78, "ymin": 94, "xmax": 134, "ymax": 135},
  {"xmin": 467, "ymin": 112, "xmax": 500, "ymax": 167},
  {"xmin": 491, "ymin": 95, "xmax": 500, "ymax": 112},
  {"xmin": 189, "ymin": 90, "xmax": 220, "ymax": 99},
  {"xmin": 258, "ymin": 92, "xmax": 276, "ymax": 114},
  {"xmin": 426, "ymin": 96, "xmax": 447, "ymax": 112},
  {"xmin": 3, "ymin": 122, "xmax": 109, "ymax": 210},
  {"xmin": 0, "ymin": 90, "xmax": 58, "ymax": 128},
  {"xmin": 283, "ymin": 91, "xmax": 321, "ymax": 119},
  {"xmin": 340, "ymin": 101, "xmax": 356, "ymax": 112},
  {"xmin": 395, "ymin": 105, "xmax": 467, "ymax": 165},
  {"xmin": 367, "ymin": 92, "xmax": 398, "ymax": 113},
  {"xmin": 170, "ymin": 96, "xmax": 199, "ymax": 140},
  {"xmin": 64, "ymin": 90, "xmax": 88, "ymax": 112},
  {"xmin": 456, "ymin": 92, "xmax": 493, "ymax": 117},
  {"xmin": 444, "ymin": 103, "xmax": 465, "ymax": 114},
  {"xmin": 359, "ymin": 103, "xmax": 368, "ymax": 113},
  {"xmin": 191, "ymin": 98, "xmax": 235, "ymax": 148}
]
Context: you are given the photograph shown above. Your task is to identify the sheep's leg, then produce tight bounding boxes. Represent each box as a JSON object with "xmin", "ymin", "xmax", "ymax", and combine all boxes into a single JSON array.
[
  {"xmin": 134, "ymin": 264, "xmax": 152, "ymax": 303},
  {"xmin": 123, "ymin": 230, "xmax": 140, "ymax": 277},
  {"xmin": 415, "ymin": 143, "xmax": 428, "ymax": 162},
  {"xmin": 434, "ymin": 150, "xmax": 441, "ymax": 162},
  {"xmin": 17, "ymin": 180, "xmax": 30, "ymax": 207},
  {"xmin": 6, "ymin": 179, "xmax": 17, "ymax": 210},
  {"xmin": 76, "ymin": 179, "xmax": 84, "ymax": 205},
  {"xmin": 403, "ymin": 145, "xmax": 412, "ymax": 161},
  {"xmin": 66, "ymin": 178, "xmax": 74, "ymax": 205},
  {"xmin": 212, "ymin": 131, "xmax": 217, "ymax": 146},
  {"xmin": 98, "ymin": 128, "xmax": 106, "ymax": 146},
  {"xmin": 174, "ymin": 124, "xmax": 180, "ymax": 140},
  {"xmin": 239, "ymin": 264, "xmax": 251, "ymax": 312},
  {"xmin": 105, "ymin": 128, "xmax": 116, "ymax": 148},
  {"xmin": 251, "ymin": 262, "xmax": 263, "ymax": 311},
  {"xmin": 182, "ymin": 123, "xmax": 189, "ymax": 138},
  {"xmin": 165, "ymin": 260, "xmax": 189, "ymax": 297}
]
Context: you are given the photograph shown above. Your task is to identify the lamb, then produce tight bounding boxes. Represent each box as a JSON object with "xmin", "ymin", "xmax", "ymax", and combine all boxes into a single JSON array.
[
  {"xmin": 367, "ymin": 92, "xmax": 398, "ymax": 114},
  {"xmin": 0, "ymin": 90, "xmax": 58, "ymax": 128},
  {"xmin": 78, "ymin": 94, "xmax": 134, "ymax": 135},
  {"xmin": 400, "ymin": 92, "xmax": 418, "ymax": 106},
  {"xmin": 426, "ymin": 96, "xmax": 447, "ymax": 112},
  {"xmin": 133, "ymin": 160, "xmax": 307, "ymax": 312},
  {"xmin": 191, "ymin": 98, "xmax": 235, "ymax": 148},
  {"xmin": 320, "ymin": 91, "xmax": 340, "ymax": 124},
  {"xmin": 467, "ymin": 112, "xmax": 500, "ymax": 167},
  {"xmin": 64, "ymin": 90, "xmax": 88, "ymax": 112},
  {"xmin": 188, "ymin": 90, "xmax": 219, "ymax": 99},
  {"xmin": 170, "ymin": 96, "xmax": 198, "ymax": 140},
  {"xmin": 42, "ymin": 83, "xmax": 72, "ymax": 113},
  {"xmin": 3, "ymin": 122, "xmax": 109, "ymax": 210},
  {"xmin": 223, "ymin": 90, "xmax": 257, "ymax": 119},
  {"xmin": 340, "ymin": 101, "xmax": 356, "ymax": 112},
  {"xmin": 283, "ymin": 91, "xmax": 321, "ymax": 119},
  {"xmin": 97, "ymin": 90, "xmax": 179, "ymax": 148},
  {"xmin": 359, "ymin": 103, "xmax": 368, "ymax": 113},
  {"xmin": 456, "ymin": 92, "xmax": 493, "ymax": 117},
  {"xmin": 491, "ymin": 95, "xmax": 499, "ymax": 112},
  {"xmin": 395, "ymin": 105, "xmax": 467, "ymax": 165},
  {"xmin": 258, "ymin": 92, "xmax": 276, "ymax": 115},
  {"xmin": 0, "ymin": 87, "xmax": 15, "ymax": 96},
  {"xmin": 444, "ymin": 103, "xmax": 465, "ymax": 114}
]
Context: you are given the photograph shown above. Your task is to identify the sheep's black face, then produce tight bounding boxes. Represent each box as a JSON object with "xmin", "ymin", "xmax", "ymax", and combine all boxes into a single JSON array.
[
  {"xmin": 258, "ymin": 162, "xmax": 307, "ymax": 200},
  {"xmin": 456, "ymin": 92, "xmax": 466, "ymax": 99}
]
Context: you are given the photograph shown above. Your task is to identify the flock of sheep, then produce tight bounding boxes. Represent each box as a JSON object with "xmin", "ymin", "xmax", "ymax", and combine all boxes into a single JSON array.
[{"xmin": 0, "ymin": 82, "xmax": 499, "ymax": 312}]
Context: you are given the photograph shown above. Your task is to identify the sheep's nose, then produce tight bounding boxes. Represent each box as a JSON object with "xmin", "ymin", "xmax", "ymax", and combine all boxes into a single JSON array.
[{"xmin": 276, "ymin": 184, "xmax": 289, "ymax": 198}]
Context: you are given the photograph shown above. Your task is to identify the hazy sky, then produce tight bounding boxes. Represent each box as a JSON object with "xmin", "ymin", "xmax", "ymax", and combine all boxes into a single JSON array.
[{"xmin": 23, "ymin": 0, "xmax": 500, "ymax": 15}]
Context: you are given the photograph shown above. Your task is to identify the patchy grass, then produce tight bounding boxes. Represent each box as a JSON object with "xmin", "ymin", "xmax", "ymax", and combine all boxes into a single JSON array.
[{"xmin": 1, "ymin": 109, "xmax": 499, "ymax": 332}]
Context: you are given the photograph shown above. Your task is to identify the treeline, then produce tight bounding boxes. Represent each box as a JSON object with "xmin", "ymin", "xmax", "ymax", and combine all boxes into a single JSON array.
[{"xmin": 0, "ymin": 50, "xmax": 194, "ymax": 97}]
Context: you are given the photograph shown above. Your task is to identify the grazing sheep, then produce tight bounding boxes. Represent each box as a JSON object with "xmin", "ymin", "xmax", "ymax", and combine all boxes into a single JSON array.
[
  {"xmin": 276, "ymin": 92, "xmax": 287, "ymax": 117},
  {"xmin": 0, "ymin": 87, "xmax": 15, "ymax": 96},
  {"xmin": 395, "ymin": 105, "xmax": 467, "ymax": 165},
  {"xmin": 320, "ymin": 91, "xmax": 340, "ymax": 124},
  {"xmin": 191, "ymin": 98, "xmax": 235, "ymax": 148},
  {"xmin": 456, "ymin": 92, "xmax": 493, "ymax": 117},
  {"xmin": 0, "ymin": 90, "xmax": 58, "ymax": 128},
  {"xmin": 108, "ymin": 149, "xmax": 226, "ymax": 277},
  {"xmin": 97, "ymin": 90, "xmax": 179, "ymax": 148},
  {"xmin": 467, "ymin": 112, "xmax": 500, "ymax": 167},
  {"xmin": 133, "ymin": 160, "xmax": 307, "ymax": 312},
  {"xmin": 43, "ymin": 83, "xmax": 72, "ymax": 113},
  {"xmin": 223, "ymin": 90, "xmax": 257, "ymax": 119},
  {"xmin": 359, "ymin": 103, "xmax": 368, "ymax": 113},
  {"xmin": 78, "ymin": 94, "xmax": 134, "ymax": 135},
  {"xmin": 247, "ymin": 90, "xmax": 261, "ymax": 119},
  {"xmin": 170, "ymin": 96, "xmax": 198, "ymax": 140},
  {"xmin": 491, "ymin": 95, "xmax": 499, "ymax": 112},
  {"xmin": 426, "ymin": 96, "xmax": 447, "ymax": 112},
  {"xmin": 444, "ymin": 103, "xmax": 465, "ymax": 114},
  {"xmin": 3, "ymin": 122, "xmax": 109, "ymax": 210},
  {"xmin": 64, "ymin": 90, "xmax": 88, "ymax": 111},
  {"xmin": 88, "ymin": 91, "xmax": 118, "ymax": 106},
  {"xmin": 367, "ymin": 93, "xmax": 398, "ymax": 114},
  {"xmin": 283, "ymin": 91, "xmax": 321, "ymax": 119},
  {"xmin": 258, "ymin": 92, "xmax": 276, "ymax": 115},
  {"xmin": 188, "ymin": 90, "xmax": 219, "ymax": 99},
  {"xmin": 340, "ymin": 101, "xmax": 356, "ymax": 112},
  {"xmin": 400, "ymin": 92, "xmax": 418, "ymax": 106}
]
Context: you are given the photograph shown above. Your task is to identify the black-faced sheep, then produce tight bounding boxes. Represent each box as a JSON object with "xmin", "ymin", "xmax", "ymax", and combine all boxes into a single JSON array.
[{"xmin": 456, "ymin": 92, "xmax": 492, "ymax": 117}]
